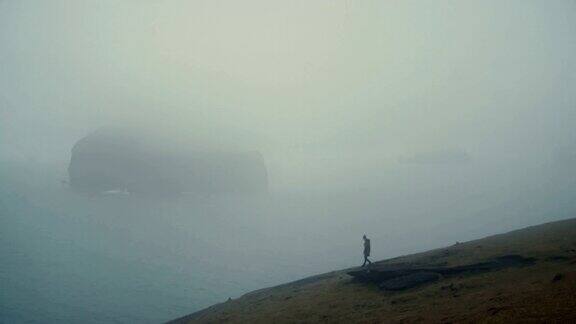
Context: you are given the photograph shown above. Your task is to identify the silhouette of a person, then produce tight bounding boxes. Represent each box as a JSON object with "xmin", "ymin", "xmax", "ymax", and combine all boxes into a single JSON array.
[{"xmin": 362, "ymin": 234, "xmax": 372, "ymax": 267}]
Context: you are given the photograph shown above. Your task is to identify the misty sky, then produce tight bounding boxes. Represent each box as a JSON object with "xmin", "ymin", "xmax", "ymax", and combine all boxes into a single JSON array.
[
  {"xmin": 1, "ymin": 0, "xmax": 575, "ymax": 185},
  {"xmin": 2, "ymin": 3, "xmax": 576, "ymax": 322}
]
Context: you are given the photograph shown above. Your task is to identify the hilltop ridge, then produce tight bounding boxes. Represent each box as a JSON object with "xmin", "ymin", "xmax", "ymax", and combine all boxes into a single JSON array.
[{"xmin": 171, "ymin": 218, "xmax": 576, "ymax": 323}]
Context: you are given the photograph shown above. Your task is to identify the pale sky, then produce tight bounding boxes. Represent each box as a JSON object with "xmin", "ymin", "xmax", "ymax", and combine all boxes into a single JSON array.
[{"xmin": 1, "ymin": 0, "xmax": 575, "ymax": 173}]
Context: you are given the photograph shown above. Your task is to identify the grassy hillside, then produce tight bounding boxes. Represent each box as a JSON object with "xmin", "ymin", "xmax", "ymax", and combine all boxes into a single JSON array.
[{"xmin": 171, "ymin": 218, "xmax": 576, "ymax": 323}]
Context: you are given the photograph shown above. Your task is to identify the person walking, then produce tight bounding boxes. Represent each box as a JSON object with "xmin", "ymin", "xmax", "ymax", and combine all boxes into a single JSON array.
[{"xmin": 362, "ymin": 234, "xmax": 372, "ymax": 267}]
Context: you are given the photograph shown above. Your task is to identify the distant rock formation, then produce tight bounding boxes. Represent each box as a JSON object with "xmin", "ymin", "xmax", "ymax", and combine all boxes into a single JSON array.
[{"xmin": 68, "ymin": 127, "xmax": 268, "ymax": 195}]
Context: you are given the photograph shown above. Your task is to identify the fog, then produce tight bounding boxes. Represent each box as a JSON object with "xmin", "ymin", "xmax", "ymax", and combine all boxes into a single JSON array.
[{"xmin": 1, "ymin": 1, "xmax": 575, "ymax": 323}]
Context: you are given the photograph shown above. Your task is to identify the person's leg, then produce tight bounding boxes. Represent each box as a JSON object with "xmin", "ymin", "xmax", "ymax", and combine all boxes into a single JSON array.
[{"xmin": 362, "ymin": 255, "xmax": 368, "ymax": 266}]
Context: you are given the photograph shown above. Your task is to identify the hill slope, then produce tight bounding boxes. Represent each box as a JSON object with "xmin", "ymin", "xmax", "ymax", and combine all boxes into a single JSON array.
[{"xmin": 171, "ymin": 218, "xmax": 576, "ymax": 323}]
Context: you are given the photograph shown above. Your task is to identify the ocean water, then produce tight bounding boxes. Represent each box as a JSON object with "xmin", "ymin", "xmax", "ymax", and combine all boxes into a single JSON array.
[
  {"xmin": 0, "ymin": 186, "xmax": 356, "ymax": 323},
  {"xmin": 0, "ymin": 160, "xmax": 345, "ymax": 323}
]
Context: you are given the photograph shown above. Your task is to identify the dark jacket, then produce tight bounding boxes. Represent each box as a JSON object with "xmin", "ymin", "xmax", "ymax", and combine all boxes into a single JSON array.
[{"xmin": 363, "ymin": 239, "xmax": 371, "ymax": 256}]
